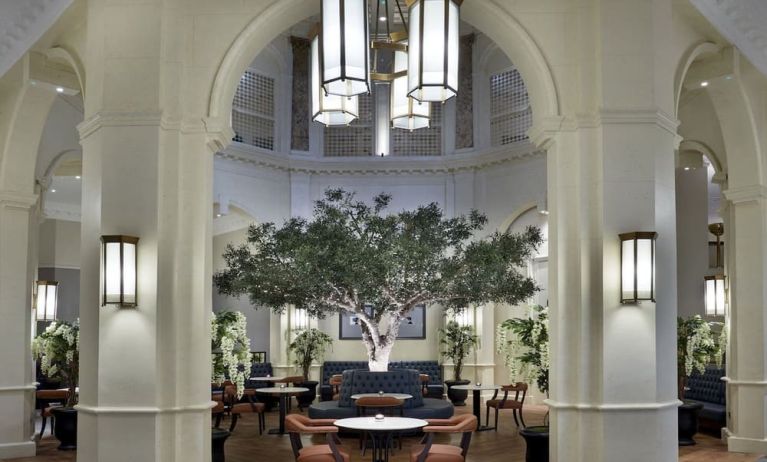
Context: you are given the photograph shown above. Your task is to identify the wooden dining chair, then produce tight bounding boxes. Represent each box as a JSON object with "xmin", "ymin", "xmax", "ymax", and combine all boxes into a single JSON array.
[
  {"xmin": 485, "ymin": 382, "xmax": 528, "ymax": 430},
  {"xmin": 222, "ymin": 383, "xmax": 266, "ymax": 434},
  {"xmin": 285, "ymin": 414, "xmax": 349, "ymax": 462},
  {"xmin": 36, "ymin": 389, "xmax": 70, "ymax": 439},
  {"xmin": 411, "ymin": 414, "xmax": 478, "ymax": 462}
]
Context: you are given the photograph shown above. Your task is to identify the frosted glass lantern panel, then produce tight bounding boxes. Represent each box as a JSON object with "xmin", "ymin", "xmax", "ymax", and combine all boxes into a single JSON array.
[
  {"xmin": 122, "ymin": 241, "xmax": 137, "ymax": 304},
  {"xmin": 36, "ymin": 288, "xmax": 47, "ymax": 321},
  {"xmin": 321, "ymin": 0, "xmax": 370, "ymax": 97},
  {"xmin": 45, "ymin": 285, "xmax": 57, "ymax": 320},
  {"xmin": 391, "ymin": 48, "xmax": 430, "ymax": 130},
  {"xmin": 636, "ymin": 239, "xmax": 653, "ymax": 299},
  {"xmin": 105, "ymin": 242, "xmax": 122, "ymax": 303},
  {"xmin": 312, "ymin": 36, "xmax": 359, "ymax": 126},
  {"xmin": 407, "ymin": 0, "xmax": 460, "ymax": 102},
  {"xmin": 621, "ymin": 240, "xmax": 635, "ymax": 301},
  {"xmin": 705, "ymin": 277, "xmax": 726, "ymax": 316}
]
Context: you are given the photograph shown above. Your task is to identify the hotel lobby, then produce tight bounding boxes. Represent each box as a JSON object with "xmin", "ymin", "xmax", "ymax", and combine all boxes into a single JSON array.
[{"xmin": 1, "ymin": 1, "xmax": 767, "ymax": 461}]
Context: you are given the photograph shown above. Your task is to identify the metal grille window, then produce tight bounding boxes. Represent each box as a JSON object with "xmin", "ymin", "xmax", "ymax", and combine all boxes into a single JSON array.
[
  {"xmin": 490, "ymin": 68, "xmax": 532, "ymax": 146},
  {"xmin": 324, "ymin": 92, "xmax": 374, "ymax": 157},
  {"xmin": 232, "ymin": 70, "xmax": 276, "ymax": 150},
  {"xmin": 391, "ymin": 102, "xmax": 442, "ymax": 156}
]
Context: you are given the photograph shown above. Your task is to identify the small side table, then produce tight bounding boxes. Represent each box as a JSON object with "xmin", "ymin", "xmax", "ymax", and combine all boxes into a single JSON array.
[
  {"xmin": 256, "ymin": 387, "xmax": 308, "ymax": 435},
  {"xmin": 450, "ymin": 384, "xmax": 501, "ymax": 432}
]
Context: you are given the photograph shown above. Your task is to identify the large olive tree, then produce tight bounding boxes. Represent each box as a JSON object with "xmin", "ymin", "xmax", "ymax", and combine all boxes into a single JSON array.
[{"xmin": 214, "ymin": 189, "xmax": 541, "ymax": 371}]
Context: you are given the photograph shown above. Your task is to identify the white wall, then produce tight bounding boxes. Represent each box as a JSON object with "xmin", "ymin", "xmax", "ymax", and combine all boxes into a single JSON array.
[
  {"xmin": 675, "ymin": 165, "xmax": 710, "ymax": 318},
  {"xmin": 38, "ymin": 219, "xmax": 81, "ymax": 269}
]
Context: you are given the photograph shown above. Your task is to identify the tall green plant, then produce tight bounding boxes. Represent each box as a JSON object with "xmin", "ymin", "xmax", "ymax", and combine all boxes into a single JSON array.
[
  {"xmin": 496, "ymin": 305, "xmax": 549, "ymax": 395},
  {"xmin": 288, "ymin": 328, "xmax": 334, "ymax": 379},
  {"xmin": 211, "ymin": 311, "xmax": 252, "ymax": 398},
  {"xmin": 677, "ymin": 316, "xmax": 725, "ymax": 400},
  {"xmin": 33, "ymin": 320, "xmax": 79, "ymax": 407},
  {"xmin": 439, "ymin": 320, "xmax": 478, "ymax": 381},
  {"xmin": 215, "ymin": 188, "xmax": 541, "ymax": 371}
]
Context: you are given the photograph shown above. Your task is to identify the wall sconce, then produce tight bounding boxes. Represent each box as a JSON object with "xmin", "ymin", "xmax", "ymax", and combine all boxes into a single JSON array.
[
  {"xmin": 35, "ymin": 280, "xmax": 58, "ymax": 321},
  {"xmin": 704, "ymin": 275, "xmax": 726, "ymax": 316},
  {"xmin": 455, "ymin": 307, "xmax": 472, "ymax": 327},
  {"xmin": 101, "ymin": 235, "xmax": 138, "ymax": 307},
  {"xmin": 293, "ymin": 307, "xmax": 309, "ymax": 330},
  {"xmin": 619, "ymin": 232, "xmax": 657, "ymax": 304}
]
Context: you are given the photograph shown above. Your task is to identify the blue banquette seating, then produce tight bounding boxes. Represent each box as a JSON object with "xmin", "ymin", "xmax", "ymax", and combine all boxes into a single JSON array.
[
  {"xmin": 685, "ymin": 365, "xmax": 726, "ymax": 427},
  {"xmin": 390, "ymin": 360, "xmax": 444, "ymax": 399},
  {"xmin": 319, "ymin": 361, "xmax": 368, "ymax": 401}
]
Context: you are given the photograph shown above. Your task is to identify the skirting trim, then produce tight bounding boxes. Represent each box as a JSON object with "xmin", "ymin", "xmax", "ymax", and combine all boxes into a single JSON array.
[
  {"xmin": 75, "ymin": 400, "xmax": 217, "ymax": 415},
  {"xmin": 0, "ymin": 384, "xmax": 37, "ymax": 393},
  {"xmin": 544, "ymin": 399, "xmax": 681, "ymax": 412},
  {"xmin": 0, "ymin": 441, "xmax": 36, "ymax": 459},
  {"xmin": 722, "ymin": 377, "xmax": 767, "ymax": 386}
]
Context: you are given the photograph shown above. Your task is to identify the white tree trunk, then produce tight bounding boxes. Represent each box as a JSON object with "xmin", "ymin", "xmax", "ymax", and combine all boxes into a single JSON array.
[{"xmin": 368, "ymin": 341, "xmax": 393, "ymax": 371}]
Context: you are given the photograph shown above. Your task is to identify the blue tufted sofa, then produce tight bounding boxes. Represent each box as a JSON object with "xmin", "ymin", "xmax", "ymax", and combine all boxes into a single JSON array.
[
  {"xmin": 247, "ymin": 362, "xmax": 277, "ymax": 411},
  {"xmin": 309, "ymin": 369, "xmax": 454, "ymax": 420},
  {"xmin": 390, "ymin": 361, "xmax": 444, "ymax": 399},
  {"xmin": 685, "ymin": 365, "xmax": 726, "ymax": 427},
  {"xmin": 320, "ymin": 361, "xmax": 369, "ymax": 401}
]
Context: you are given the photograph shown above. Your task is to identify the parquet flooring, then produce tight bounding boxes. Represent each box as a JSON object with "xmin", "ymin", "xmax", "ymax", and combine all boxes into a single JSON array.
[{"xmin": 5, "ymin": 404, "xmax": 761, "ymax": 461}]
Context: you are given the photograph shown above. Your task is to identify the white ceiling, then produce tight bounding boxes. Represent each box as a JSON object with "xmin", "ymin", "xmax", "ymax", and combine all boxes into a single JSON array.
[{"xmin": 0, "ymin": 0, "xmax": 73, "ymax": 78}]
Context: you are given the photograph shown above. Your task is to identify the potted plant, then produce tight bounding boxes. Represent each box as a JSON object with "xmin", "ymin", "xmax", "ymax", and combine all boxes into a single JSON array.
[
  {"xmin": 33, "ymin": 320, "xmax": 79, "ymax": 450},
  {"xmin": 677, "ymin": 316, "xmax": 724, "ymax": 446},
  {"xmin": 439, "ymin": 320, "xmax": 478, "ymax": 405},
  {"xmin": 288, "ymin": 327, "xmax": 333, "ymax": 407},
  {"xmin": 497, "ymin": 305, "xmax": 550, "ymax": 462},
  {"xmin": 214, "ymin": 189, "xmax": 541, "ymax": 372},
  {"xmin": 211, "ymin": 311, "xmax": 252, "ymax": 399}
]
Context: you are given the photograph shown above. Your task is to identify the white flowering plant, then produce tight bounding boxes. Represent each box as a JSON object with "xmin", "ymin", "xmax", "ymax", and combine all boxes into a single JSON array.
[
  {"xmin": 678, "ymin": 315, "xmax": 725, "ymax": 400},
  {"xmin": 496, "ymin": 305, "xmax": 549, "ymax": 395},
  {"xmin": 288, "ymin": 328, "xmax": 333, "ymax": 380},
  {"xmin": 33, "ymin": 320, "xmax": 79, "ymax": 407},
  {"xmin": 211, "ymin": 311, "xmax": 252, "ymax": 399}
]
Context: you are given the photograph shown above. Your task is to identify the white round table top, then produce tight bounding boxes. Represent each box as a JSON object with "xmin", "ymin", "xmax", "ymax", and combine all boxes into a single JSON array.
[
  {"xmin": 255, "ymin": 387, "xmax": 309, "ymax": 394},
  {"xmin": 334, "ymin": 417, "xmax": 428, "ymax": 432},
  {"xmin": 451, "ymin": 384, "xmax": 501, "ymax": 391},
  {"xmin": 351, "ymin": 393, "xmax": 413, "ymax": 400},
  {"xmin": 249, "ymin": 377, "xmax": 284, "ymax": 382}
]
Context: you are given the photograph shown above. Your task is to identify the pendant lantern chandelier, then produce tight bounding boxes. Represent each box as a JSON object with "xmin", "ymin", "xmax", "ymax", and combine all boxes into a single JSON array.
[
  {"xmin": 312, "ymin": 35, "xmax": 360, "ymax": 126},
  {"xmin": 320, "ymin": 0, "xmax": 371, "ymax": 97},
  {"xmin": 312, "ymin": 0, "xmax": 461, "ymax": 129},
  {"xmin": 407, "ymin": 0, "xmax": 461, "ymax": 103}
]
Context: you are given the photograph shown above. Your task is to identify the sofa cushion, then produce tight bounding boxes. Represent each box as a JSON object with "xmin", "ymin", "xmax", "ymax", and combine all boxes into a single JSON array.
[
  {"xmin": 691, "ymin": 401, "xmax": 726, "ymax": 424},
  {"xmin": 307, "ymin": 400, "xmax": 358, "ymax": 420}
]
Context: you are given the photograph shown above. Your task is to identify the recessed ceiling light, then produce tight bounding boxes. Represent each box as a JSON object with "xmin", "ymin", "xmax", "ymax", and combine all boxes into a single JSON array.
[
  {"xmin": 725, "ymin": 75, "xmax": 732, "ymax": 80},
  {"xmin": 51, "ymin": 189, "xmax": 56, "ymax": 193},
  {"xmin": 379, "ymin": 16, "xmax": 387, "ymax": 21},
  {"xmin": 700, "ymin": 81, "xmax": 709, "ymax": 87},
  {"xmin": 684, "ymin": 167, "xmax": 690, "ymax": 171},
  {"xmin": 56, "ymin": 87, "xmax": 64, "ymax": 93},
  {"xmin": 216, "ymin": 213, "xmax": 222, "ymax": 218},
  {"xmin": 75, "ymin": 175, "xmax": 81, "ymax": 179}
]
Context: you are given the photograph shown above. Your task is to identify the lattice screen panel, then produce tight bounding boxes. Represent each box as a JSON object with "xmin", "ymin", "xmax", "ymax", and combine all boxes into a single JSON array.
[
  {"xmin": 490, "ymin": 68, "xmax": 532, "ymax": 146},
  {"xmin": 391, "ymin": 102, "xmax": 442, "ymax": 156},
  {"xmin": 324, "ymin": 92, "xmax": 374, "ymax": 157},
  {"xmin": 232, "ymin": 70, "xmax": 276, "ymax": 151}
]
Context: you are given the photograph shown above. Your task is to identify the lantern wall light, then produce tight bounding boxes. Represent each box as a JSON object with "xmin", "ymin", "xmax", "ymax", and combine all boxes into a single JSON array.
[
  {"xmin": 101, "ymin": 235, "xmax": 139, "ymax": 307},
  {"xmin": 619, "ymin": 232, "xmax": 657, "ymax": 304},
  {"xmin": 320, "ymin": 0, "xmax": 371, "ymax": 97},
  {"xmin": 293, "ymin": 307, "xmax": 309, "ymax": 330},
  {"xmin": 312, "ymin": 34, "xmax": 360, "ymax": 126},
  {"xmin": 704, "ymin": 275, "xmax": 726, "ymax": 316},
  {"xmin": 35, "ymin": 280, "xmax": 58, "ymax": 321}
]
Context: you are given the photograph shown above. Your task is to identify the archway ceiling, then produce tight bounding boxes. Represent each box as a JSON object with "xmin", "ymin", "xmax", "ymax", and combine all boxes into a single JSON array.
[
  {"xmin": 691, "ymin": 0, "xmax": 767, "ymax": 77},
  {"xmin": 0, "ymin": 0, "xmax": 73, "ymax": 78}
]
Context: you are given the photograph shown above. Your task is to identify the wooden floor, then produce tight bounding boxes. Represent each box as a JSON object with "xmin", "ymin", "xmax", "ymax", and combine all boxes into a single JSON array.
[{"xmin": 5, "ymin": 404, "xmax": 761, "ymax": 462}]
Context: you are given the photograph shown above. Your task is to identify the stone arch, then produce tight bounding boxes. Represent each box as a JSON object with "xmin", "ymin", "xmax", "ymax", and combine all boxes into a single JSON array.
[
  {"xmin": 498, "ymin": 201, "xmax": 539, "ymax": 233},
  {"xmin": 679, "ymin": 139, "xmax": 724, "ymax": 177},
  {"xmin": 207, "ymin": 0, "xmax": 561, "ymax": 144},
  {"xmin": 674, "ymin": 41, "xmax": 720, "ymax": 119}
]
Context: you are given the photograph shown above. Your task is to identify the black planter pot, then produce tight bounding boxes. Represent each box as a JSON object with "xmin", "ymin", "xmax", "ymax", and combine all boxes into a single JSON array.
[
  {"xmin": 296, "ymin": 381, "xmax": 318, "ymax": 408},
  {"xmin": 679, "ymin": 401, "xmax": 704, "ymax": 446},
  {"xmin": 445, "ymin": 380, "xmax": 470, "ymax": 406},
  {"xmin": 51, "ymin": 407, "xmax": 78, "ymax": 450},
  {"xmin": 212, "ymin": 428, "xmax": 230, "ymax": 462},
  {"xmin": 520, "ymin": 426, "xmax": 550, "ymax": 462}
]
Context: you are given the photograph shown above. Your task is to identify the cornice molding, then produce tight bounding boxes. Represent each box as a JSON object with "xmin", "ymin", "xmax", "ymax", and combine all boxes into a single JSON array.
[
  {"xmin": 43, "ymin": 202, "xmax": 81, "ymax": 222},
  {"xmin": 0, "ymin": 190, "xmax": 38, "ymax": 210},
  {"xmin": 723, "ymin": 184, "xmax": 767, "ymax": 204},
  {"xmin": 216, "ymin": 143, "xmax": 545, "ymax": 176},
  {"xmin": 545, "ymin": 399, "xmax": 681, "ymax": 412}
]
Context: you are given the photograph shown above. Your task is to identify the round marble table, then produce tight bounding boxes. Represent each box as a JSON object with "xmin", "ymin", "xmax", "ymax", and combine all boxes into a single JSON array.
[
  {"xmin": 335, "ymin": 417, "xmax": 427, "ymax": 462},
  {"xmin": 256, "ymin": 387, "xmax": 308, "ymax": 434},
  {"xmin": 249, "ymin": 376, "xmax": 285, "ymax": 382},
  {"xmin": 451, "ymin": 384, "xmax": 501, "ymax": 431},
  {"xmin": 350, "ymin": 393, "xmax": 413, "ymax": 401}
]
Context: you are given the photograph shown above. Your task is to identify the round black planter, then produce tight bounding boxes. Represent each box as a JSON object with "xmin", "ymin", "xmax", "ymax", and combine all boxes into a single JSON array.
[
  {"xmin": 212, "ymin": 428, "xmax": 230, "ymax": 462},
  {"xmin": 51, "ymin": 407, "xmax": 78, "ymax": 450},
  {"xmin": 520, "ymin": 426, "xmax": 549, "ymax": 462},
  {"xmin": 678, "ymin": 401, "xmax": 704, "ymax": 446},
  {"xmin": 445, "ymin": 380, "xmax": 471, "ymax": 406},
  {"xmin": 296, "ymin": 381, "xmax": 318, "ymax": 408}
]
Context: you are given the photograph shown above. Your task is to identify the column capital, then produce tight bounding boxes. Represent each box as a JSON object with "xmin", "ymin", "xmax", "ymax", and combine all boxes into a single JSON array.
[{"xmin": 0, "ymin": 190, "xmax": 38, "ymax": 210}]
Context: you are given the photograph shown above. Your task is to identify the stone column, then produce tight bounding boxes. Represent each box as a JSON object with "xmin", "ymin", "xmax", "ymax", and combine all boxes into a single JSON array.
[
  {"xmin": 722, "ymin": 185, "xmax": 767, "ymax": 454},
  {"xmin": 290, "ymin": 37, "xmax": 311, "ymax": 153},
  {"xmin": 455, "ymin": 34, "xmax": 475, "ymax": 151},
  {"xmin": 540, "ymin": 1, "xmax": 679, "ymax": 460},
  {"xmin": 75, "ymin": 2, "xmax": 214, "ymax": 461}
]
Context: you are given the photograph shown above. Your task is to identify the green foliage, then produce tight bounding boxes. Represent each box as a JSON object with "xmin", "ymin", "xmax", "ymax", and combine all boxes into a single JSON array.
[
  {"xmin": 497, "ymin": 305, "xmax": 549, "ymax": 395},
  {"xmin": 677, "ymin": 315, "xmax": 725, "ymax": 399},
  {"xmin": 214, "ymin": 188, "xmax": 541, "ymax": 319},
  {"xmin": 33, "ymin": 320, "xmax": 79, "ymax": 407},
  {"xmin": 438, "ymin": 320, "xmax": 478, "ymax": 381},
  {"xmin": 288, "ymin": 328, "xmax": 334, "ymax": 379}
]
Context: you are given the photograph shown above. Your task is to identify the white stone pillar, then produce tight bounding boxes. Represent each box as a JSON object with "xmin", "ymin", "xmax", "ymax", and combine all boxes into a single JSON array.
[
  {"xmin": 0, "ymin": 191, "xmax": 39, "ymax": 458},
  {"xmin": 722, "ymin": 185, "xmax": 767, "ymax": 454}
]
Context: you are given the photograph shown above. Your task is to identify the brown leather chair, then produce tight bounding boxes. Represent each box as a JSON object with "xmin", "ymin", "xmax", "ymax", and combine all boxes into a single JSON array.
[
  {"xmin": 36, "ymin": 389, "xmax": 70, "ymax": 439},
  {"xmin": 329, "ymin": 375, "xmax": 343, "ymax": 401},
  {"xmin": 355, "ymin": 396, "xmax": 405, "ymax": 455},
  {"xmin": 485, "ymin": 382, "xmax": 528, "ymax": 430},
  {"xmin": 222, "ymin": 383, "xmax": 266, "ymax": 434},
  {"xmin": 419, "ymin": 374, "xmax": 430, "ymax": 397},
  {"xmin": 410, "ymin": 414, "xmax": 477, "ymax": 462},
  {"xmin": 286, "ymin": 414, "xmax": 350, "ymax": 462}
]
